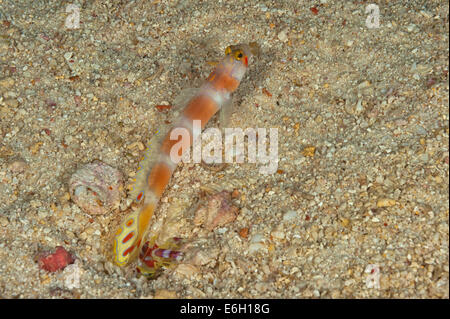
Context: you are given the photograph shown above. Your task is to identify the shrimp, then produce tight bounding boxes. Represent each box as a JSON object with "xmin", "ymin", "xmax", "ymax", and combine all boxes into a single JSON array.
[
  {"xmin": 136, "ymin": 236, "xmax": 184, "ymax": 277},
  {"xmin": 113, "ymin": 43, "xmax": 258, "ymax": 268}
]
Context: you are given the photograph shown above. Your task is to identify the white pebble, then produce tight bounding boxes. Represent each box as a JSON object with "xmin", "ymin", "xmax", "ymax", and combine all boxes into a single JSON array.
[
  {"xmin": 278, "ymin": 29, "xmax": 289, "ymax": 42},
  {"xmin": 64, "ymin": 52, "xmax": 73, "ymax": 60},
  {"xmin": 248, "ymin": 242, "xmax": 267, "ymax": 254},
  {"xmin": 250, "ymin": 233, "xmax": 265, "ymax": 243},
  {"xmin": 271, "ymin": 230, "xmax": 285, "ymax": 240},
  {"xmin": 283, "ymin": 210, "xmax": 298, "ymax": 221}
]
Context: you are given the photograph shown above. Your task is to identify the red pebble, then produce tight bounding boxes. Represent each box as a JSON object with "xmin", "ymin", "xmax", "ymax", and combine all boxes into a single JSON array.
[
  {"xmin": 38, "ymin": 246, "xmax": 74, "ymax": 272},
  {"xmin": 155, "ymin": 104, "xmax": 172, "ymax": 112},
  {"xmin": 310, "ymin": 7, "xmax": 319, "ymax": 15},
  {"xmin": 74, "ymin": 95, "xmax": 82, "ymax": 105},
  {"xmin": 262, "ymin": 88, "xmax": 272, "ymax": 97}
]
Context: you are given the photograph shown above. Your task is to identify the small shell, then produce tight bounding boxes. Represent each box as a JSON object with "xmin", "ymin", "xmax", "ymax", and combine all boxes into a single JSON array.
[
  {"xmin": 8, "ymin": 159, "xmax": 29, "ymax": 173},
  {"xmin": 173, "ymin": 264, "xmax": 200, "ymax": 277},
  {"xmin": 193, "ymin": 190, "xmax": 239, "ymax": 231},
  {"xmin": 69, "ymin": 161, "xmax": 123, "ymax": 215},
  {"xmin": 187, "ymin": 247, "xmax": 219, "ymax": 267}
]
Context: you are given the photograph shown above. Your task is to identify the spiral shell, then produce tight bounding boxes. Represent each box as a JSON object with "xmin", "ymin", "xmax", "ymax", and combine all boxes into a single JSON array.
[
  {"xmin": 193, "ymin": 190, "xmax": 239, "ymax": 231},
  {"xmin": 69, "ymin": 161, "xmax": 124, "ymax": 215}
]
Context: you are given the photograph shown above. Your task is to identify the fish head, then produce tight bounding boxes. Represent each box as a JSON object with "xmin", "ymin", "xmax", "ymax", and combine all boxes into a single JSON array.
[{"xmin": 224, "ymin": 42, "xmax": 259, "ymax": 67}]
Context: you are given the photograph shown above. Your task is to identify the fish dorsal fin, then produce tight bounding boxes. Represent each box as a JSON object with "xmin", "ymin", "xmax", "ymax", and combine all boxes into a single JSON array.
[
  {"xmin": 129, "ymin": 125, "xmax": 171, "ymax": 203},
  {"xmin": 130, "ymin": 88, "xmax": 200, "ymax": 203},
  {"xmin": 172, "ymin": 88, "xmax": 199, "ymax": 114}
]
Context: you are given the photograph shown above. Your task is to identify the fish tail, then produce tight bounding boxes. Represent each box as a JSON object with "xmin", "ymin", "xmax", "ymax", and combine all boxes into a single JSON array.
[{"xmin": 113, "ymin": 196, "xmax": 157, "ymax": 266}]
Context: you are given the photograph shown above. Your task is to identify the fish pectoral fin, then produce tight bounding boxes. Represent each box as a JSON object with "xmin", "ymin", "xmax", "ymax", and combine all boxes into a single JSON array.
[
  {"xmin": 219, "ymin": 97, "xmax": 234, "ymax": 130},
  {"xmin": 206, "ymin": 61, "xmax": 219, "ymax": 67}
]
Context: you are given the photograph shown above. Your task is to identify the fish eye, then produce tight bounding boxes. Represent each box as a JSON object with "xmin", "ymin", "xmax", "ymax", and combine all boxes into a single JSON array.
[{"xmin": 234, "ymin": 50, "xmax": 244, "ymax": 60}]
